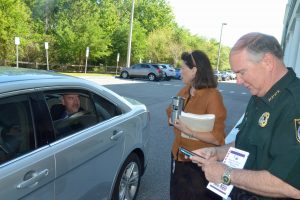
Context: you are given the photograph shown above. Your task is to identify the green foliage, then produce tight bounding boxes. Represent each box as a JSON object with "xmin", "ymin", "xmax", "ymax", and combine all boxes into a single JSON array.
[
  {"xmin": 54, "ymin": 0, "xmax": 110, "ymax": 64},
  {"xmin": 147, "ymin": 28, "xmax": 174, "ymax": 63},
  {"xmin": 135, "ymin": 0, "xmax": 175, "ymax": 33},
  {"xmin": 0, "ymin": 0, "xmax": 230, "ymax": 69},
  {"xmin": 0, "ymin": 0, "xmax": 32, "ymax": 61}
]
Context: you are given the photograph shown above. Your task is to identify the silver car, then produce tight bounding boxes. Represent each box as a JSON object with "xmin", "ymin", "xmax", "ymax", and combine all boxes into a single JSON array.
[
  {"xmin": 120, "ymin": 63, "xmax": 164, "ymax": 81},
  {"xmin": 0, "ymin": 67, "xmax": 150, "ymax": 200}
]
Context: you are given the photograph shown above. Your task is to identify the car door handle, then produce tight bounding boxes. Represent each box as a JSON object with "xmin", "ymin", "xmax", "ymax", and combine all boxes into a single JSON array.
[
  {"xmin": 17, "ymin": 169, "xmax": 49, "ymax": 189},
  {"xmin": 110, "ymin": 130, "xmax": 124, "ymax": 140}
]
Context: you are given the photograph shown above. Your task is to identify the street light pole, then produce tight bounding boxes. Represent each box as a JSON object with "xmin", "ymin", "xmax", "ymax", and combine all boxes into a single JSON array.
[
  {"xmin": 126, "ymin": 0, "xmax": 135, "ymax": 68},
  {"xmin": 216, "ymin": 23, "xmax": 227, "ymax": 72}
]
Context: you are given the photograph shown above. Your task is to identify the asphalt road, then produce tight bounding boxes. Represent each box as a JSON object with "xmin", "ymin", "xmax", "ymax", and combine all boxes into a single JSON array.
[{"xmin": 82, "ymin": 76, "xmax": 251, "ymax": 200}]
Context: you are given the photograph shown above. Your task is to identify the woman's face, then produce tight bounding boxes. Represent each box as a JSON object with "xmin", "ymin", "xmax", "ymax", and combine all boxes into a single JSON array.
[{"xmin": 181, "ymin": 62, "xmax": 197, "ymax": 85}]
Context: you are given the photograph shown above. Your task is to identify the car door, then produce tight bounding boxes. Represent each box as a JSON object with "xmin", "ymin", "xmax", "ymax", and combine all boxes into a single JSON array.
[
  {"xmin": 129, "ymin": 64, "xmax": 141, "ymax": 77},
  {"xmin": 0, "ymin": 93, "xmax": 55, "ymax": 200},
  {"xmin": 140, "ymin": 64, "xmax": 152, "ymax": 77},
  {"xmin": 43, "ymin": 89, "xmax": 125, "ymax": 199}
]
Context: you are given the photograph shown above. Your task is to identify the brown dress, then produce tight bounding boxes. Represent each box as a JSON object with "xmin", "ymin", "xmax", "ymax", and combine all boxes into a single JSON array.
[{"xmin": 167, "ymin": 85, "xmax": 227, "ymax": 200}]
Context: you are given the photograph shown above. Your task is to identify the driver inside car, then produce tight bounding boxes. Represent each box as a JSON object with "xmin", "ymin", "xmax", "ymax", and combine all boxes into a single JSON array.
[{"xmin": 51, "ymin": 93, "xmax": 84, "ymax": 120}]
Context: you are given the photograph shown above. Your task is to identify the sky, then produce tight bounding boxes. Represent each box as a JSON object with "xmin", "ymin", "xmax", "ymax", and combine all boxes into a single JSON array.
[{"xmin": 167, "ymin": 0, "xmax": 288, "ymax": 47}]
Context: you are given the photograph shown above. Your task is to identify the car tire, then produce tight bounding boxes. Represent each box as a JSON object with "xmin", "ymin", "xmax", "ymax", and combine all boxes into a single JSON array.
[
  {"xmin": 121, "ymin": 71, "xmax": 129, "ymax": 79},
  {"xmin": 112, "ymin": 153, "xmax": 141, "ymax": 200},
  {"xmin": 148, "ymin": 73, "xmax": 157, "ymax": 81}
]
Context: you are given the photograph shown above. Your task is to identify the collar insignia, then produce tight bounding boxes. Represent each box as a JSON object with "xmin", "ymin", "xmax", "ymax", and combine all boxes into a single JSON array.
[
  {"xmin": 268, "ymin": 90, "xmax": 280, "ymax": 102},
  {"xmin": 294, "ymin": 119, "xmax": 300, "ymax": 143},
  {"xmin": 258, "ymin": 112, "xmax": 270, "ymax": 127}
]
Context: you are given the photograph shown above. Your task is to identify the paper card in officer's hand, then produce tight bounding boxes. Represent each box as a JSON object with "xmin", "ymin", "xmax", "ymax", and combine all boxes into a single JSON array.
[{"xmin": 206, "ymin": 147, "xmax": 249, "ymax": 199}]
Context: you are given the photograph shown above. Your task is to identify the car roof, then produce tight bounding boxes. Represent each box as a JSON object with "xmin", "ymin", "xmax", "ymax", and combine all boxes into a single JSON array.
[
  {"xmin": 0, "ymin": 67, "xmax": 97, "ymax": 94},
  {"xmin": 0, "ymin": 67, "xmax": 135, "ymax": 111},
  {"xmin": 0, "ymin": 67, "xmax": 73, "ymax": 84}
]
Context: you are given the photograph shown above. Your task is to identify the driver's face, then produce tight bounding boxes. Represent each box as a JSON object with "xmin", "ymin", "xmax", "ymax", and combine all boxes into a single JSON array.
[{"xmin": 62, "ymin": 94, "xmax": 80, "ymax": 114}]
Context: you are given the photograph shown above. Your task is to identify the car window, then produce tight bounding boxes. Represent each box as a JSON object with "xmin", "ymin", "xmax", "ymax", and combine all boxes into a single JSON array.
[
  {"xmin": 141, "ymin": 64, "xmax": 150, "ymax": 69},
  {"xmin": 44, "ymin": 89, "xmax": 122, "ymax": 140},
  {"xmin": 44, "ymin": 90, "xmax": 98, "ymax": 139},
  {"xmin": 92, "ymin": 93, "xmax": 122, "ymax": 120},
  {"xmin": 132, "ymin": 64, "xmax": 141, "ymax": 69},
  {"xmin": 0, "ymin": 95, "xmax": 35, "ymax": 165}
]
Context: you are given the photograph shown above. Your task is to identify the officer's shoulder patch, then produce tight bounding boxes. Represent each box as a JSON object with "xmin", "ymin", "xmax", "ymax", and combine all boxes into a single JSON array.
[{"xmin": 294, "ymin": 119, "xmax": 300, "ymax": 143}]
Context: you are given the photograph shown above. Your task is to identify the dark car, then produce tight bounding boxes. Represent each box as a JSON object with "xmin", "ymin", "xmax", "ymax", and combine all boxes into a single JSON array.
[{"xmin": 120, "ymin": 63, "xmax": 164, "ymax": 81}]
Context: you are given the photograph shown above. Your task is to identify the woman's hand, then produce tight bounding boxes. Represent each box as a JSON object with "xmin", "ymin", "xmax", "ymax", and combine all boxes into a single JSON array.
[{"xmin": 172, "ymin": 118, "xmax": 193, "ymax": 136}]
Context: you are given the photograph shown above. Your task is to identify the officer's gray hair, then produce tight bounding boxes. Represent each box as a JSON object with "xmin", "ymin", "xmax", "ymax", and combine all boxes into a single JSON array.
[{"xmin": 230, "ymin": 32, "xmax": 283, "ymax": 63}]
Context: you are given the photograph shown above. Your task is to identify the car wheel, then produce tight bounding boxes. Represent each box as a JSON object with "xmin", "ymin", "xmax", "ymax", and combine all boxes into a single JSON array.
[
  {"xmin": 148, "ymin": 73, "xmax": 156, "ymax": 81},
  {"xmin": 112, "ymin": 153, "xmax": 141, "ymax": 200},
  {"xmin": 121, "ymin": 71, "xmax": 129, "ymax": 79}
]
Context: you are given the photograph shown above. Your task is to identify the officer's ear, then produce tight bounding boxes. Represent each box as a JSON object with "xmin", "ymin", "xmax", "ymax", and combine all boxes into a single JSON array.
[{"xmin": 261, "ymin": 53, "xmax": 275, "ymax": 72}]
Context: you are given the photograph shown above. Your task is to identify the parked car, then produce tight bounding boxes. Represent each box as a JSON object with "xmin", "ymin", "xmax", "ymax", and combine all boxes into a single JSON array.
[
  {"xmin": 153, "ymin": 64, "xmax": 176, "ymax": 80},
  {"xmin": 214, "ymin": 70, "xmax": 222, "ymax": 82},
  {"xmin": 120, "ymin": 63, "xmax": 164, "ymax": 81},
  {"xmin": 221, "ymin": 71, "xmax": 237, "ymax": 81},
  {"xmin": 227, "ymin": 70, "xmax": 237, "ymax": 80},
  {"xmin": 175, "ymin": 68, "xmax": 181, "ymax": 79},
  {"xmin": 0, "ymin": 67, "xmax": 150, "ymax": 200},
  {"xmin": 221, "ymin": 71, "xmax": 231, "ymax": 81}
]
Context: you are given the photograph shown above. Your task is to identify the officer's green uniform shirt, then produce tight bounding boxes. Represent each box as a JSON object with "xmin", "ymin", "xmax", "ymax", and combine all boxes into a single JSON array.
[{"xmin": 235, "ymin": 68, "xmax": 300, "ymax": 199}]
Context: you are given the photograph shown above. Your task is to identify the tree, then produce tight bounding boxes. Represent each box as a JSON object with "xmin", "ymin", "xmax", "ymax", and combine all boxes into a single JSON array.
[
  {"xmin": 0, "ymin": 0, "xmax": 230, "ymax": 69},
  {"xmin": 0, "ymin": 0, "xmax": 32, "ymax": 61},
  {"xmin": 135, "ymin": 0, "xmax": 175, "ymax": 33},
  {"xmin": 146, "ymin": 28, "xmax": 173, "ymax": 63},
  {"xmin": 54, "ymin": 0, "xmax": 111, "ymax": 65}
]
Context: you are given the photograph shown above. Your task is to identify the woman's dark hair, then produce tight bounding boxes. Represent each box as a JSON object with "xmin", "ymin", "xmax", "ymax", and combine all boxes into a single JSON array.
[{"xmin": 181, "ymin": 50, "xmax": 217, "ymax": 89}]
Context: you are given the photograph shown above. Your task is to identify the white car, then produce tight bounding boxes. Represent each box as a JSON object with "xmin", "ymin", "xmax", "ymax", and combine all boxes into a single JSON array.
[{"xmin": 0, "ymin": 67, "xmax": 150, "ymax": 200}]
